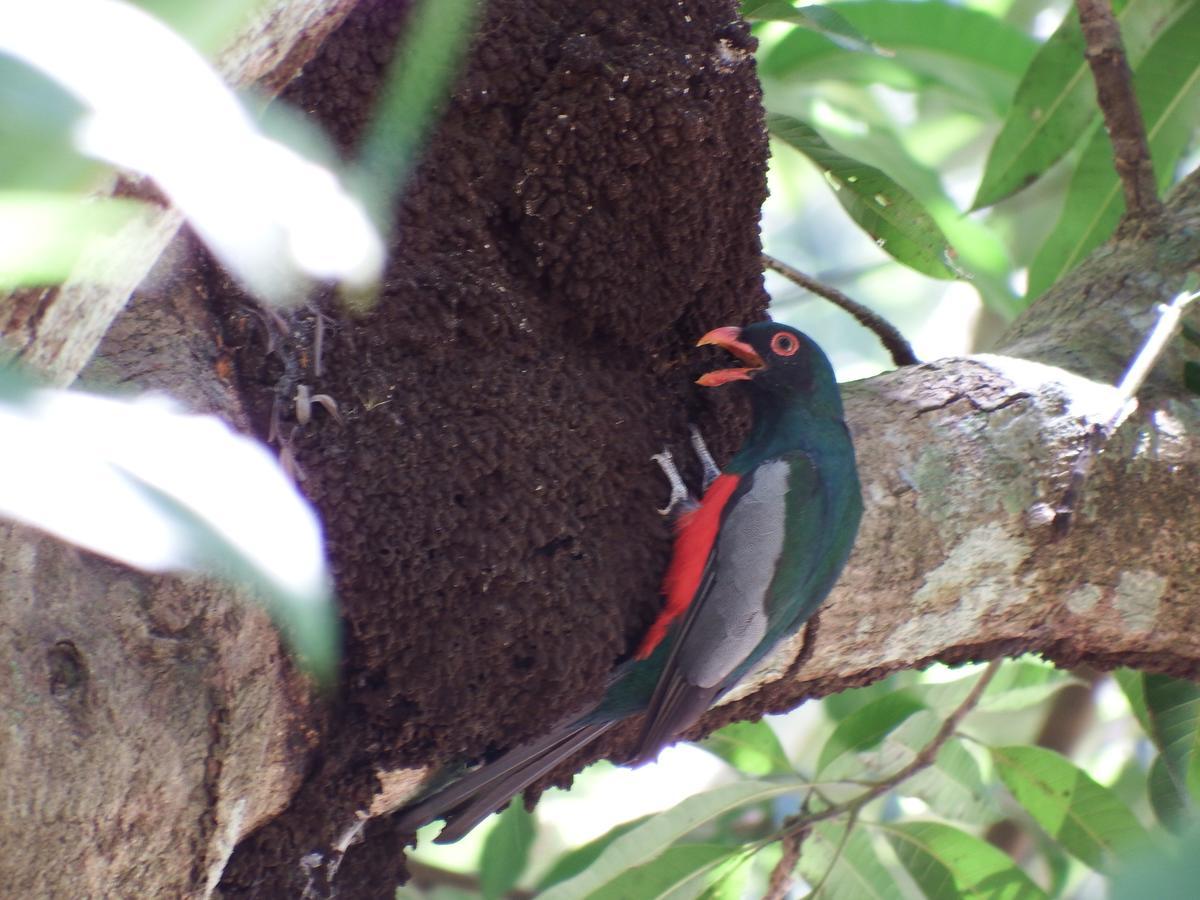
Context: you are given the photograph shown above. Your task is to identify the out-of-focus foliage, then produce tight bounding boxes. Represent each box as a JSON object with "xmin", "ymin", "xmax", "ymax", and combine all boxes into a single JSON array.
[{"xmin": 0, "ymin": 0, "xmax": 480, "ymax": 682}]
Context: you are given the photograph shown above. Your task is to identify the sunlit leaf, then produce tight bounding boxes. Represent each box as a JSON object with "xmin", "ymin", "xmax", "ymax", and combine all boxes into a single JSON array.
[
  {"xmin": 478, "ymin": 798, "xmax": 535, "ymax": 899},
  {"xmin": 538, "ymin": 779, "xmax": 808, "ymax": 899},
  {"xmin": 884, "ymin": 821, "xmax": 1047, "ymax": 900},
  {"xmin": 740, "ymin": 1, "xmax": 877, "ymax": 54},
  {"xmin": 0, "ymin": 0, "xmax": 384, "ymax": 302},
  {"xmin": 797, "ymin": 819, "xmax": 896, "ymax": 900},
  {"xmin": 1027, "ymin": 3, "xmax": 1200, "ymax": 299},
  {"xmin": 0, "ymin": 366, "xmax": 337, "ymax": 681},
  {"xmin": 991, "ymin": 745, "xmax": 1149, "ymax": 871},
  {"xmin": 972, "ymin": 0, "xmax": 1193, "ymax": 210},
  {"xmin": 768, "ymin": 114, "xmax": 956, "ymax": 278},
  {"xmin": 702, "ymin": 720, "xmax": 794, "ymax": 776}
]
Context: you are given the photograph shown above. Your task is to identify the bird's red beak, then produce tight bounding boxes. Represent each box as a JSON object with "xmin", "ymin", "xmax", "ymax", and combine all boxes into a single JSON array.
[{"xmin": 695, "ymin": 326, "xmax": 764, "ymax": 386}]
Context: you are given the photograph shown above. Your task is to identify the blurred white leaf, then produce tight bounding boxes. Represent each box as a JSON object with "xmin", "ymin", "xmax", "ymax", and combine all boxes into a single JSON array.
[
  {"xmin": 0, "ymin": 369, "xmax": 337, "ymax": 679},
  {"xmin": 0, "ymin": 0, "xmax": 383, "ymax": 303}
]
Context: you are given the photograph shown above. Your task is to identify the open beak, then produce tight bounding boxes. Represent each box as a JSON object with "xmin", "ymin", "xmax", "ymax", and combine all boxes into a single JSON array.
[{"xmin": 695, "ymin": 326, "xmax": 764, "ymax": 386}]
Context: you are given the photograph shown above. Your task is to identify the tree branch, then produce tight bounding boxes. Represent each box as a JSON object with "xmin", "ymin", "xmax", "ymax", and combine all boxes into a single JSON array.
[
  {"xmin": 1075, "ymin": 0, "xmax": 1164, "ymax": 230},
  {"xmin": 763, "ymin": 253, "xmax": 920, "ymax": 367}
]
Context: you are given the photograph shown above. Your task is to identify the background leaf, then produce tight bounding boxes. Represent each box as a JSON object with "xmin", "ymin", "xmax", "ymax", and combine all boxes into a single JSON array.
[
  {"xmin": 768, "ymin": 114, "xmax": 956, "ymax": 278},
  {"xmin": 478, "ymin": 798, "xmax": 535, "ymax": 899},
  {"xmin": 973, "ymin": 0, "xmax": 1192, "ymax": 209},
  {"xmin": 797, "ymin": 819, "xmax": 897, "ymax": 900},
  {"xmin": 990, "ymin": 745, "xmax": 1149, "ymax": 872},
  {"xmin": 702, "ymin": 720, "xmax": 794, "ymax": 776},
  {"xmin": 1027, "ymin": 2, "xmax": 1200, "ymax": 298},
  {"xmin": 538, "ymin": 779, "xmax": 807, "ymax": 899},
  {"xmin": 759, "ymin": 1, "xmax": 1036, "ymax": 113},
  {"xmin": 883, "ymin": 820, "xmax": 1048, "ymax": 900}
]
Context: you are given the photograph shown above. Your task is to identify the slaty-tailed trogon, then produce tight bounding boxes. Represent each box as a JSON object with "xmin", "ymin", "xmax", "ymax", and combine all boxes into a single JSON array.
[{"xmin": 396, "ymin": 321, "xmax": 863, "ymax": 842}]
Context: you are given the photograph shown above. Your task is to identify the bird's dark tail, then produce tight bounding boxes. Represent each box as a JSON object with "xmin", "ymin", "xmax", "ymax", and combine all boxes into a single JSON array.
[{"xmin": 395, "ymin": 719, "xmax": 615, "ymax": 843}]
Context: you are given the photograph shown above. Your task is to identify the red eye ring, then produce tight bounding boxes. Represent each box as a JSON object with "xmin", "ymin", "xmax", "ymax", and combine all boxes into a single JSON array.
[{"xmin": 771, "ymin": 332, "xmax": 799, "ymax": 357}]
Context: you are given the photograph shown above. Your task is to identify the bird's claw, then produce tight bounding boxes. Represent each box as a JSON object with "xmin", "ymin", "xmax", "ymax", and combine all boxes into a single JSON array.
[
  {"xmin": 652, "ymin": 449, "xmax": 693, "ymax": 518},
  {"xmin": 690, "ymin": 425, "xmax": 720, "ymax": 491}
]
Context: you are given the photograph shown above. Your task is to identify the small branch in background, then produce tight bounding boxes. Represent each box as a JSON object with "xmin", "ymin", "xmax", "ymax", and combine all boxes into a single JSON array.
[
  {"xmin": 1075, "ymin": 0, "xmax": 1164, "ymax": 230},
  {"xmin": 762, "ymin": 254, "xmax": 920, "ymax": 368},
  {"xmin": 766, "ymin": 659, "xmax": 1002, "ymax": 851},
  {"xmin": 764, "ymin": 822, "xmax": 808, "ymax": 900},
  {"xmin": 1053, "ymin": 286, "xmax": 1199, "ymax": 536}
]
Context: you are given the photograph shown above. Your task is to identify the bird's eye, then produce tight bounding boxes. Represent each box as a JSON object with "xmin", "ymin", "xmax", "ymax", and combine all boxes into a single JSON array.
[{"xmin": 771, "ymin": 332, "xmax": 799, "ymax": 357}]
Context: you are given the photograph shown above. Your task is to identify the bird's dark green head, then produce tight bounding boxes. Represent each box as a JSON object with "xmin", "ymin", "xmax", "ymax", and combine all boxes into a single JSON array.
[{"xmin": 696, "ymin": 321, "xmax": 843, "ymax": 418}]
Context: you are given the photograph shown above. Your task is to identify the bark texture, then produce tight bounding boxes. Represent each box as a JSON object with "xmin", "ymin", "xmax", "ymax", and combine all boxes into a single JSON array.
[{"xmin": 2, "ymin": 1, "xmax": 1199, "ymax": 899}]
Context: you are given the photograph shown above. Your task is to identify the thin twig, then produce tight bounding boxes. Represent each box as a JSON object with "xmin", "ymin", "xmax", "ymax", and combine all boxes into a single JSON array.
[
  {"xmin": 763, "ymin": 254, "xmax": 920, "ymax": 368},
  {"xmin": 1075, "ymin": 0, "xmax": 1164, "ymax": 227},
  {"xmin": 763, "ymin": 825, "xmax": 806, "ymax": 900},
  {"xmin": 768, "ymin": 659, "xmax": 1003, "ymax": 844},
  {"xmin": 1053, "ymin": 287, "xmax": 1199, "ymax": 536}
]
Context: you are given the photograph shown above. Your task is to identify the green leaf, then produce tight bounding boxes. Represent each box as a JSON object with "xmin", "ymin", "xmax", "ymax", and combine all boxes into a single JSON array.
[
  {"xmin": 1110, "ymin": 822, "xmax": 1200, "ymax": 900},
  {"xmin": 760, "ymin": 1, "xmax": 1037, "ymax": 114},
  {"xmin": 1143, "ymin": 674, "xmax": 1200, "ymax": 801},
  {"xmin": 478, "ymin": 798, "xmax": 535, "ymax": 899},
  {"xmin": 586, "ymin": 844, "xmax": 739, "ymax": 900},
  {"xmin": 884, "ymin": 716, "xmax": 998, "ymax": 824},
  {"xmin": 797, "ymin": 820, "xmax": 897, "ymax": 900},
  {"xmin": 767, "ymin": 114, "xmax": 956, "ymax": 279},
  {"xmin": 1113, "ymin": 669, "xmax": 1153, "ymax": 736},
  {"xmin": 817, "ymin": 690, "xmax": 928, "ymax": 773},
  {"xmin": 357, "ymin": 0, "xmax": 482, "ymax": 227},
  {"xmin": 883, "ymin": 821, "xmax": 1048, "ymax": 900},
  {"xmin": 0, "ymin": 55, "xmax": 100, "ymax": 192},
  {"xmin": 1027, "ymin": 3, "xmax": 1200, "ymax": 299},
  {"xmin": 538, "ymin": 779, "xmax": 808, "ymax": 899},
  {"xmin": 537, "ymin": 816, "xmax": 653, "ymax": 890},
  {"xmin": 973, "ymin": 0, "xmax": 1195, "ymax": 209},
  {"xmin": 0, "ymin": 193, "xmax": 149, "ymax": 289},
  {"xmin": 921, "ymin": 660, "xmax": 1073, "ymax": 713},
  {"xmin": 741, "ymin": 1, "xmax": 877, "ymax": 54},
  {"xmin": 822, "ymin": 672, "xmax": 914, "ymax": 722},
  {"xmin": 701, "ymin": 720, "xmax": 793, "ymax": 776},
  {"xmin": 1148, "ymin": 753, "xmax": 1191, "ymax": 834},
  {"xmin": 1184, "ymin": 361, "xmax": 1200, "ymax": 396},
  {"xmin": 991, "ymin": 745, "xmax": 1149, "ymax": 871}
]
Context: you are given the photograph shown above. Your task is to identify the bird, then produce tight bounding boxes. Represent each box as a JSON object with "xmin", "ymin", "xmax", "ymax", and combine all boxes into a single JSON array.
[{"xmin": 395, "ymin": 321, "xmax": 863, "ymax": 843}]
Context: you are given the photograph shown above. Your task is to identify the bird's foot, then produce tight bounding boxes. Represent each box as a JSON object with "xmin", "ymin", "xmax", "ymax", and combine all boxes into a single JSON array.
[
  {"xmin": 689, "ymin": 425, "xmax": 720, "ymax": 491},
  {"xmin": 652, "ymin": 449, "xmax": 696, "ymax": 518}
]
